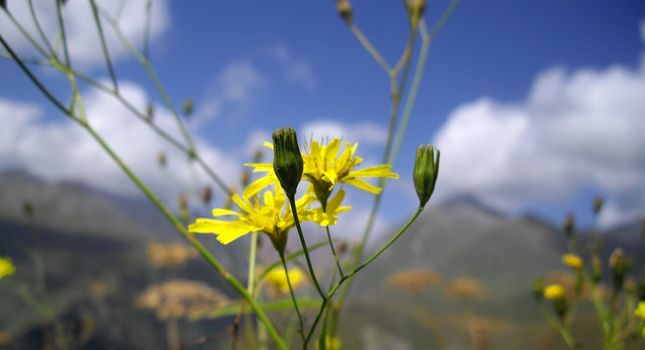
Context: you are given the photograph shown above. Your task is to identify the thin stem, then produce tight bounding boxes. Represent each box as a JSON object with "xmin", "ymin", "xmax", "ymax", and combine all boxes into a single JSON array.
[
  {"xmin": 280, "ymin": 253, "xmax": 305, "ymax": 341},
  {"xmin": 27, "ymin": 0, "xmax": 57, "ymax": 58},
  {"xmin": 144, "ymin": 0, "xmax": 152, "ymax": 60},
  {"xmin": 5, "ymin": 11, "xmax": 49, "ymax": 57},
  {"xmin": 287, "ymin": 194, "xmax": 326, "ymax": 299},
  {"xmin": 55, "ymin": 0, "xmax": 71, "ymax": 67},
  {"xmin": 349, "ymin": 25, "xmax": 391, "ymax": 72},
  {"xmin": 248, "ymin": 232, "xmax": 259, "ymax": 294},
  {"xmin": 325, "ymin": 226, "xmax": 345, "ymax": 277},
  {"xmin": 90, "ymin": 0, "xmax": 119, "ymax": 92}
]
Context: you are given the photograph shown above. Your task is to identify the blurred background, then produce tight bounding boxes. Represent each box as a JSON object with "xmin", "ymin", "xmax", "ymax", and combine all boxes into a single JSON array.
[{"xmin": 0, "ymin": 0, "xmax": 644, "ymax": 349}]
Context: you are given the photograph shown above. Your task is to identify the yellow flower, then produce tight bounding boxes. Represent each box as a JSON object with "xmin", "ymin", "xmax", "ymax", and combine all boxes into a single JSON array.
[
  {"xmin": 244, "ymin": 138, "xmax": 398, "ymax": 199},
  {"xmin": 316, "ymin": 335, "xmax": 342, "ymax": 350},
  {"xmin": 188, "ymin": 188, "xmax": 314, "ymax": 245},
  {"xmin": 0, "ymin": 257, "xmax": 15, "ymax": 279},
  {"xmin": 635, "ymin": 301, "xmax": 645, "ymax": 320},
  {"xmin": 544, "ymin": 284, "xmax": 566, "ymax": 300},
  {"xmin": 265, "ymin": 267, "xmax": 306, "ymax": 294},
  {"xmin": 562, "ymin": 254, "xmax": 583, "ymax": 270}
]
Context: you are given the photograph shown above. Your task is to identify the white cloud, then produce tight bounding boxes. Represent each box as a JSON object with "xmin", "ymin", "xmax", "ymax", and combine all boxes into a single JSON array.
[
  {"xmin": 191, "ymin": 61, "xmax": 264, "ymax": 128},
  {"xmin": 433, "ymin": 55, "xmax": 645, "ymax": 227},
  {"xmin": 270, "ymin": 44, "xmax": 316, "ymax": 90},
  {"xmin": 0, "ymin": 82, "xmax": 238, "ymax": 205},
  {"xmin": 0, "ymin": 0, "xmax": 169, "ymax": 67},
  {"xmin": 301, "ymin": 120, "xmax": 388, "ymax": 147}
]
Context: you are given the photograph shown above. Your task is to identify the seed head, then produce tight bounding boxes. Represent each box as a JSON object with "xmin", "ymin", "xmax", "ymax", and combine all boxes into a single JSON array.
[
  {"xmin": 272, "ymin": 127, "xmax": 303, "ymax": 198},
  {"xmin": 337, "ymin": 0, "xmax": 353, "ymax": 25},
  {"xmin": 413, "ymin": 144, "xmax": 440, "ymax": 208}
]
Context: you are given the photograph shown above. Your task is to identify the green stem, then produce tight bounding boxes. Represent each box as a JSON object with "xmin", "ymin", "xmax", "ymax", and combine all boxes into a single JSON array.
[
  {"xmin": 349, "ymin": 24, "xmax": 391, "ymax": 72},
  {"xmin": 55, "ymin": 0, "xmax": 71, "ymax": 66},
  {"xmin": 280, "ymin": 253, "xmax": 305, "ymax": 341},
  {"xmin": 4, "ymin": 11, "xmax": 49, "ymax": 57},
  {"xmin": 287, "ymin": 194, "xmax": 326, "ymax": 299},
  {"xmin": 325, "ymin": 225, "xmax": 345, "ymax": 277},
  {"xmin": 90, "ymin": 0, "xmax": 119, "ymax": 92},
  {"xmin": 27, "ymin": 0, "xmax": 57, "ymax": 58}
]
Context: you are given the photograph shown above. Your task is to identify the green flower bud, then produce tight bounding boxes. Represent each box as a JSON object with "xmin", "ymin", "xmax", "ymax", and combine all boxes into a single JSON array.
[
  {"xmin": 182, "ymin": 99, "xmax": 194, "ymax": 117},
  {"xmin": 1, "ymin": 0, "xmax": 7, "ymax": 11},
  {"xmin": 553, "ymin": 297, "xmax": 568, "ymax": 321},
  {"xmin": 337, "ymin": 0, "xmax": 353, "ymax": 25},
  {"xmin": 592, "ymin": 196, "xmax": 604, "ymax": 215},
  {"xmin": 272, "ymin": 127, "xmax": 303, "ymax": 197},
  {"xmin": 413, "ymin": 144, "xmax": 440, "ymax": 208},
  {"xmin": 158, "ymin": 152, "xmax": 167, "ymax": 168}
]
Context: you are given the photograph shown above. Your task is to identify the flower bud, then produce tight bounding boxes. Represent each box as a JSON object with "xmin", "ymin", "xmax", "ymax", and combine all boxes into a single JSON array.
[
  {"xmin": 1, "ymin": 0, "xmax": 7, "ymax": 11},
  {"xmin": 182, "ymin": 99, "xmax": 194, "ymax": 117},
  {"xmin": 413, "ymin": 144, "xmax": 440, "ymax": 208},
  {"xmin": 22, "ymin": 201, "xmax": 34, "ymax": 218},
  {"xmin": 563, "ymin": 213, "xmax": 575, "ymax": 237},
  {"xmin": 272, "ymin": 127, "xmax": 303, "ymax": 197},
  {"xmin": 270, "ymin": 231, "xmax": 288, "ymax": 256},
  {"xmin": 241, "ymin": 169, "xmax": 251, "ymax": 187},
  {"xmin": 337, "ymin": 0, "xmax": 353, "ymax": 25},
  {"xmin": 609, "ymin": 248, "xmax": 626, "ymax": 292},
  {"xmin": 592, "ymin": 196, "xmax": 604, "ymax": 216},
  {"xmin": 406, "ymin": 0, "xmax": 426, "ymax": 17},
  {"xmin": 201, "ymin": 186, "xmax": 213, "ymax": 205}
]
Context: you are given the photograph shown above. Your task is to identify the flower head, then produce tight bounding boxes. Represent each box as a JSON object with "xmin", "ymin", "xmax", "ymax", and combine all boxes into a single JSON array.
[
  {"xmin": 635, "ymin": 301, "xmax": 645, "ymax": 320},
  {"xmin": 544, "ymin": 284, "xmax": 566, "ymax": 301},
  {"xmin": 265, "ymin": 267, "xmax": 306, "ymax": 295},
  {"xmin": 0, "ymin": 257, "xmax": 16, "ymax": 279},
  {"xmin": 189, "ymin": 188, "xmax": 314, "ymax": 253},
  {"xmin": 562, "ymin": 254, "xmax": 583, "ymax": 270},
  {"xmin": 245, "ymin": 137, "xmax": 398, "ymax": 203}
]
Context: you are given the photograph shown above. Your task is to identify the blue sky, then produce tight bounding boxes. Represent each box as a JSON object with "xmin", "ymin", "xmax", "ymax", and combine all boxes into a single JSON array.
[{"xmin": 1, "ymin": 0, "xmax": 644, "ymax": 234}]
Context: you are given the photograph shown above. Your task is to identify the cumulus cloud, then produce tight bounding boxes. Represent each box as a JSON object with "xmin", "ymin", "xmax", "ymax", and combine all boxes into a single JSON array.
[
  {"xmin": 433, "ymin": 49, "xmax": 645, "ymax": 227},
  {"xmin": 191, "ymin": 61, "xmax": 264, "ymax": 128},
  {"xmin": 0, "ymin": 82, "xmax": 238, "ymax": 205},
  {"xmin": 0, "ymin": 0, "xmax": 169, "ymax": 67},
  {"xmin": 270, "ymin": 44, "xmax": 317, "ymax": 90}
]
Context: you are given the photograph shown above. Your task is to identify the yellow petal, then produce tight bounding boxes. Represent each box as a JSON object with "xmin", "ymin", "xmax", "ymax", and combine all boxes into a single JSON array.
[
  {"xmin": 349, "ymin": 165, "xmax": 399, "ymax": 178},
  {"xmin": 243, "ymin": 176, "xmax": 276, "ymax": 198},
  {"xmin": 327, "ymin": 187, "xmax": 346, "ymax": 212},
  {"xmin": 344, "ymin": 178, "xmax": 381, "ymax": 194},
  {"xmin": 263, "ymin": 141, "xmax": 274, "ymax": 149},
  {"xmin": 212, "ymin": 208, "xmax": 241, "ymax": 217}
]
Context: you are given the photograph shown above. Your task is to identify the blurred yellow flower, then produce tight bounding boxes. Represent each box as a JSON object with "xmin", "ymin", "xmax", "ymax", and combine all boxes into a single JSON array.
[
  {"xmin": 265, "ymin": 267, "xmax": 306, "ymax": 294},
  {"xmin": 244, "ymin": 138, "xmax": 398, "ymax": 199},
  {"xmin": 0, "ymin": 257, "xmax": 15, "ymax": 279},
  {"xmin": 189, "ymin": 188, "xmax": 314, "ymax": 245},
  {"xmin": 544, "ymin": 284, "xmax": 566, "ymax": 300},
  {"xmin": 561, "ymin": 254, "xmax": 583, "ymax": 270},
  {"xmin": 316, "ymin": 335, "xmax": 342, "ymax": 350},
  {"xmin": 635, "ymin": 301, "xmax": 645, "ymax": 320}
]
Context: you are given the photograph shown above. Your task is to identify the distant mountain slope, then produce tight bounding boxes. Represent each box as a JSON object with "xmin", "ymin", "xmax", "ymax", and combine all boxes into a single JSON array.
[{"xmin": 0, "ymin": 170, "xmax": 174, "ymax": 242}]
